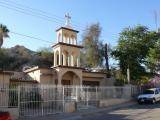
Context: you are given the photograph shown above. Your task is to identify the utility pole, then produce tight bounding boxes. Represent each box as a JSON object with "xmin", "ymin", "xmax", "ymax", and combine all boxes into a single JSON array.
[{"xmin": 104, "ymin": 43, "xmax": 109, "ymax": 72}]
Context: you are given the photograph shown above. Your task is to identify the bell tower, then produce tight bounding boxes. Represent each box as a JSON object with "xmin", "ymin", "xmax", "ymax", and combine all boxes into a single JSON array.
[{"xmin": 52, "ymin": 14, "xmax": 83, "ymax": 68}]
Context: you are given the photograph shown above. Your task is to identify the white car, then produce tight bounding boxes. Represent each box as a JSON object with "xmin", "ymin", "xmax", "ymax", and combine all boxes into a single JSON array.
[{"xmin": 137, "ymin": 88, "xmax": 160, "ymax": 104}]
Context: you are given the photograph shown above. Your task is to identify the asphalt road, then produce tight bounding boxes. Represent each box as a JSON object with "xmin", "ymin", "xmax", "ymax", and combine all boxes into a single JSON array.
[
  {"xmin": 78, "ymin": 103, "xmax": 160, "ymax": 120},
  {"xmin": 20, "ymin": 102, "xmax": 160, "ymax": 120}
]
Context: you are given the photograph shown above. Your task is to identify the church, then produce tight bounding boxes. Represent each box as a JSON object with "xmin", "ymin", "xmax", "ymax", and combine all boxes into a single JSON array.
[{"xmin": 0, "ymin": 15, "xmax": 112, "ymax": 86}]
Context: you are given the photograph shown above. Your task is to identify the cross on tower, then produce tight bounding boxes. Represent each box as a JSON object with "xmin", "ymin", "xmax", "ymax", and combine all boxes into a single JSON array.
[{"xmin": 65, "ymin": 13, "xmax": 71, "ymax": 28}]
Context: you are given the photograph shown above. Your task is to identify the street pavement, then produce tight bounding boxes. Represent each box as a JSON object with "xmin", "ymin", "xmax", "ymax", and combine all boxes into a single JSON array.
[
  {"xmin": 76, "ymin": 102, "xmax": 160, "ymax": 120},
  {"xmin": 19, "ymin": 102, "xmax": 160, "ymax": 120}
]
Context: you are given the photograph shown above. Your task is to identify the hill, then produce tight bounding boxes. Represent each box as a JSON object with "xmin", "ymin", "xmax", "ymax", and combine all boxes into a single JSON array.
[{"xmin": 0, "ymin": 45, "xmax": 53, "ymax": 71}]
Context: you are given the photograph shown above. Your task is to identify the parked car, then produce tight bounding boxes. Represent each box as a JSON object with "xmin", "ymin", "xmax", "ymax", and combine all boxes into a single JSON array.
[
  {"xmin": 0, "ymin": 112, "xmax": 11, "ymax": 120},
  {"xmin": 137, "ymin": 88, "xmax": 160, "ymax": 104}
]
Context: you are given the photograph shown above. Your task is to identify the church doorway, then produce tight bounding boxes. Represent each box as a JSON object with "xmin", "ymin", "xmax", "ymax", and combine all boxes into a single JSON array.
[{"xmin": 61, "ymin": 71, "xmax": 80, "ymax": 86}]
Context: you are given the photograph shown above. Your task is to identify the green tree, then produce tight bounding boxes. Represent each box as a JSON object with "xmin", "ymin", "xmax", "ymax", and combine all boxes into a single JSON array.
[
  {"xmin": 0, "ymin": 24, "xmax": 9, "ymax": 48},
  {"xmin": 112, "ymin": 25, "xmax": 160, "ymax": 83},
  {"xmin": 81, "ymin": 23, "xmax": 103, "ymax": 67},
  {"xmin": 37, "ymin": 47, "xmax": 54, "ymax": 67},
  {"xmin": 147, "ymin": 37, "xmax": 160, "ymax": 73},
  {"xmin": 0, "ymin": 48, "xmax": 11, "ymax": 70}
]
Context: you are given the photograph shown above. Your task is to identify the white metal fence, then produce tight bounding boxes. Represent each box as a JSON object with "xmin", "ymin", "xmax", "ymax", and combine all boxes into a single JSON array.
[
  {"xmin": 0, "ymin": 84, "xmax": 141, "ymax": 117},
  {"xmin": 0, "ymin": 85, "xmax": 18, "ymax": 108}
]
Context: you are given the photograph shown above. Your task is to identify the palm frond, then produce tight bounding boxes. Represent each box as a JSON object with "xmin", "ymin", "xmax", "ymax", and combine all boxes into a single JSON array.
[{"xmin": 0, "ymin": 24, "xmax": 9, "ymax": 38}]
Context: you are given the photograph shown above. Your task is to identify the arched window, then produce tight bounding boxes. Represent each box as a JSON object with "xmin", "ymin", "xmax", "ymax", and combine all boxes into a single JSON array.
[
  {"xmin": 56, "ymin": 51, "xmax": 59, "ymax": 65},
  {"xmin": 68, "ymin": 36, "xmax": 70, "ymax": 44},
  {"xmin": 61, "ymin": 54, "xmax": 64, "ymax": 65},
  {"xmin": 69, "ymin": 37, "xmax": 71, "ymax": 44},
  {"xmin": 71, "ymin": 35, "xmax": 74, "ymax": 45},
  {"xmin": 53, "ymin": 53, "xmax": 54, "ymax": 66},
  {"xmin": 74, "ymin": 56, "xmax": 77, "ymax": 67},
  {"xmin": 65, "ymin": 34, "xmax": 68, "ymax": 43},
  {"xmin": 70, "ymin": 37, "xmax": 73, "ymax": 44},
  {"xmin": 63, "ymin": 35, "xmax": 66, "ymax": 43},
  {"xmin": 65, "ymin": 51, "xmax": 69, "ymax": 66},
  {"xmin": 71, "ymin": 55, "xmax": 74, "ymax": 66},
  {"xmin": 58, "ymin": 33, "xmax": 61, "ymax": 42},
  {"xmin": 74, "ymin": 37, "xmax": 77, "ymax": 45},
  {"xmin": 77, "ymin": 57, "xmax": 80, "ymax": 67}
]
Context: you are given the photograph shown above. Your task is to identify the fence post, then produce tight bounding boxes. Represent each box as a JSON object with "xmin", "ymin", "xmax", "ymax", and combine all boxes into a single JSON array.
[
  {"xmin": 18, "ymin": 86, "xmax": 20, "ymax": 117},
  {"xmin": 87, "ymin": 87, "xmax": 88, "ymax": 107},
  {"xmin": 42, "ymin": 85, "xmax": 44, "ymax": 116},
  {"xmin": 76, "ymin": 86, "xmax": 78, "ymax": 102},
  {"xmin": 62, "ymin": 86, "xmax": 65, "ymax": 112},
  {"xmin": 96, "ymin": 87, "xmax": 98, "ymax": 101}
]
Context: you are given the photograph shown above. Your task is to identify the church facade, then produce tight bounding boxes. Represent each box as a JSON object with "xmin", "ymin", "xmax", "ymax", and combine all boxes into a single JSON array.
[
  {"xmin": 0, "ymin": 15, "xmax": 112, "ymax": 86},
  {"xmin": 23, "ymin": 16, "xmax": 109, "ymax": 86}
]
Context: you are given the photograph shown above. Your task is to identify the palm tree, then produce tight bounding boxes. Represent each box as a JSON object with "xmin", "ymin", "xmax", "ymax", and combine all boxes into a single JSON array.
[{"xmin": 0, "ymin": 24, "xmax": 9, "ymax": 48}]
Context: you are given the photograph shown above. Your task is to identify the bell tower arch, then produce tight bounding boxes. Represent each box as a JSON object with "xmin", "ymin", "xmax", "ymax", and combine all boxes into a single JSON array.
[
  {"xmin": 52, "ymin": 14, "xmax": 83, "ymax": 86},
  {"xmin": 52, "ymin": 14, "xmax": 82, "ymax": 68}
]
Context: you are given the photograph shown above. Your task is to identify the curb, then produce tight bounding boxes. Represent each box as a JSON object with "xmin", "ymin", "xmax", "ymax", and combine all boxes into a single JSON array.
[{"xmin": 80, "ymin": 101, "xmax": 137, "ymax": 116}]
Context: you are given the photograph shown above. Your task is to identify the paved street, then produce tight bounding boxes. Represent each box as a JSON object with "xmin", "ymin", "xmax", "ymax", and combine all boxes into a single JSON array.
[
  {"xmin": 76, "ymin": 103, "xmax": 160, "ymax": 120},
  {"xmin": 20, "ymin": 102, "xmax": 160, "ymax": 120}
]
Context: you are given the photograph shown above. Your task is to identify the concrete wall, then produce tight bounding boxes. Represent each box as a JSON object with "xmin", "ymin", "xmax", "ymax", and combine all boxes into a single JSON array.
[
  {"xmin": 65, "ymin": 101, "xmax": 76, "ymax": 112},
  {"xmin": 0, "ymin": 73, "xmax": 12, "ymax": 84},
  {"xmin": 26, "ymin": 67, "xmax": 56, "ymax": 85},
  {"xmin": 99, "ymin": 98, "xmax": 132, "ymax": 107},
  {"xmin": 0, "ymin": 72, "xmax": 12, "ymax": 107},
  {"xmin": 82, "ymin": 71, "xmax": 107, "ymax": 86}
]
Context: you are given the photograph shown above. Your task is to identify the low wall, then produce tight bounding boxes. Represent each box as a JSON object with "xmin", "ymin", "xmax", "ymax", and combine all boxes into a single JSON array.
[
  {"xmin": 99, "ymin": 98, "xmax": 132, "ymax": 107},
  {"xmin": 0, "ymin": 107, "xmax": 19, "ymax": 120},
  {"xmin": 64, "ymin": 101, "xmax": 76, "ymax": 112}
]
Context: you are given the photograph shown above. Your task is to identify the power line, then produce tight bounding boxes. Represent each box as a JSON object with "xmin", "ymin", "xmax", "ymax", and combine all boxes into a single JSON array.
[
  {"xmin": 0, "ymin": 0, "xmax": 105, "ymax": 34},
  {"xmin": 0, "ymin": 0, "xmax": 107, "ymax": 39},
  {"xmin": 0, "ymin": 1, "xmax": 64, "ymax": 25},
  {"xmin": 10, "ymin": 31, "xmax": 53, "ymax": 43},
  {"xmin": 3, "ymin": 0, "xmax": 64, "ymax": 19},
  {"xmin": 0, "ymin": 0, "xmax": 85, "ymax": 30},
  {"xmin": 2, "ymin": 0, "xmax": 65, "ymax": 21},
  {"xmin": 6, "ymin": 0, "xmax": 86, "ymax": 28}
]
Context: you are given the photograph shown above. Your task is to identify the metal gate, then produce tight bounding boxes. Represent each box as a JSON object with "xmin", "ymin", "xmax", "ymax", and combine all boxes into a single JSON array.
[
  {"xmin": 19, "ymin": 85, "xmax": 64, "ymax": 117},
  {"xmin": 63, "ymin": 86, "xmax": 99, "ymax": 110},
  {"xmin": 77, "ymin": 87, "xmax": 99, "ymax": 110}
]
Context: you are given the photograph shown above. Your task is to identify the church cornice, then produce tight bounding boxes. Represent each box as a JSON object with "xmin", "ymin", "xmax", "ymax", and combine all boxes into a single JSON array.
[
  {"xmin": 51, "ymin": 65, "xmax": 83, "ymax": 70},
  {"xmin": 52, "ymin": 42, "xmax": 83, "ymax": 48},
  {"xmin": 56, "ymin": 27, "xmax": 79, "ymax": 33}
]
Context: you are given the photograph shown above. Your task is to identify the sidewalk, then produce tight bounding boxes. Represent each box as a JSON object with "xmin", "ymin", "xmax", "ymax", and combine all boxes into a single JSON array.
[{"xmin": 19, "ymin": 101, "xmax": 137, "ymax": 120}]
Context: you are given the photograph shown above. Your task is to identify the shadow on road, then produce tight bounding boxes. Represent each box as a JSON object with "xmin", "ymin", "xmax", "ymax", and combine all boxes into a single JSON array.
[{"xmin": 101, "ymin": 102, "xmax": 160, "ymax": 120}]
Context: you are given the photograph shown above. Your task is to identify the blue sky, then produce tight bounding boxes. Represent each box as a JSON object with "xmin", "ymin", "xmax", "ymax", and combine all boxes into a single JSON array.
[{"xmin": 0, "ymin": 0, "xmax": 160, "ymax": 51}]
